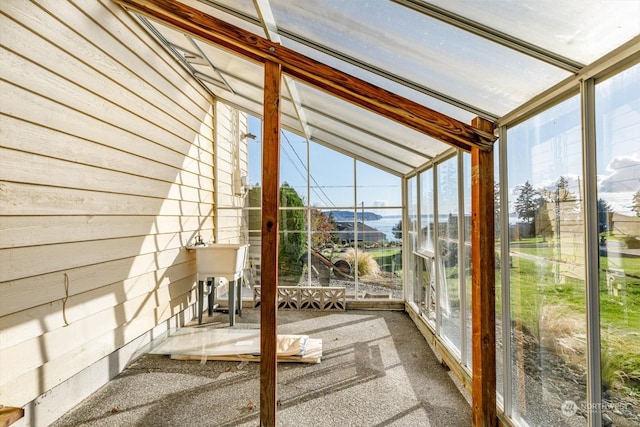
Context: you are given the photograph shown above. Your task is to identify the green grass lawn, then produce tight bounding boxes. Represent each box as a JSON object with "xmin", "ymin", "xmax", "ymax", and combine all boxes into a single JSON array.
[
  {"xmin": 367, "ymin": 247, "xmax": 402, "ymax": 273},
  {"xmin": 509, "ymin": 248, "xmax": 640, "ymax": 395}
]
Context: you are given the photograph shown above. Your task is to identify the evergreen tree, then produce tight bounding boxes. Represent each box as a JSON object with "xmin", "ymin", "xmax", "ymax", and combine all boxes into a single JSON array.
[
  {"xmin": 392, "ymin": 220, "xmax": 403, "ymax": 240},
  {"xmin": 279, "ymin": 183, "xmax": 305, "ymax": 273},
  {"xmin": 597, "ymin": 198, "xmax": 612, "ymax": 232},
  {"xmin": 514, "ymin": 180, "xmax": 542, "ymax": 224}
]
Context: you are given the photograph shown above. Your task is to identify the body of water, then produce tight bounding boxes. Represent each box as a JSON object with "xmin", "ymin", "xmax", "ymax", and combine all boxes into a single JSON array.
[
  {"xmin": 365, "ymin": 214, "xmax": 507, "ymax": 241},
  {"xmin": 363, "ymin": 216, "xmax": 402, "ymax": 241}
]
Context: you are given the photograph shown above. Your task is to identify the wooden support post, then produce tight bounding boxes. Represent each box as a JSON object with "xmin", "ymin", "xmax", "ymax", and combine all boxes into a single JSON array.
[
  {"xmin": 260, "ymin": 60, "xmax": 281, "ymax": 427},
  {"xmin": 470, "ymin": 117, "xmax": 497, "ymax": 426}
]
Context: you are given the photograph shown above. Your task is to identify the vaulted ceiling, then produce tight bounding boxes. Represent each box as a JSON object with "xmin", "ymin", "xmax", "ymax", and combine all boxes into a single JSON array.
[{"xmin": 119, "ymin": 0, "xmax": 640, "ymax": 175}]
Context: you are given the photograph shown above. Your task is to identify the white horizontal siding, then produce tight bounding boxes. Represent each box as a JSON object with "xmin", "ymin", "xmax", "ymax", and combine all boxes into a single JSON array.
[
  {"xmin": 0, "ymin": 0, "xmax": 221, "ymax": 417},
  {"xmin": 0, "ymin": 261, "xmax": 196, "ymax": 348},
  {"xmin": 215, "ymin": 105, "xmax": 248, "ymax": 243}
]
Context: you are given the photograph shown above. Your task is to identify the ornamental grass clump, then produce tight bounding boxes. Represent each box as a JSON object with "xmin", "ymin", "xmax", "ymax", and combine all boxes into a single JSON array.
[{"xmin": 342, "ymin": 248, "xmax": 380, "ymax": 277}]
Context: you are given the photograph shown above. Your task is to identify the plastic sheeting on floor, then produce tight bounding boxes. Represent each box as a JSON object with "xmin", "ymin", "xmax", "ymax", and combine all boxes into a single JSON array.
[{"xmin": 149, "ymin": 327, "xmax": 322, "ymax": 363}]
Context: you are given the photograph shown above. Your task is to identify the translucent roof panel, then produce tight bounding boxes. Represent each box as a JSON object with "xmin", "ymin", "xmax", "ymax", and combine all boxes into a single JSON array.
[
  {"xmin": 282, "ymin": 36, "xmax": 479, "ymax": 123},
  {"xmin": 178, "ymin": 0, "xmax": 264, "ymax": 35},
  {"xmin": 182, "ymin": 0, "xmax": 482, "ymax": 123},
  {"xmin": 279, "ymin": 91, "xmax": 306, "ymax": 136},
  {"xmin": 292, "ymin": 78, "xmax": 443, "ymax": 173},
  {"xmin": 426, "ymin": 0, "xmax": 640, "ymax": 65},
  {"xmin": 139, "ymin": 17, "xmax": 267, "ymax": 119},
  {"xmin": 268, "ymin": 0, "xmax": 572, "ymax": 116},
  {"xmin": 296, "ymin": 80, "xmax": 445, "ymax": 159},
  {"xmin": 130, "ymin": 0, "xmax": 640, "ymax": 175}
]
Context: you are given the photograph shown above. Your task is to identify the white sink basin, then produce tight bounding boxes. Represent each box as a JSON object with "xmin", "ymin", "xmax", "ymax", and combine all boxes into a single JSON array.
[
  {"xmin": 188, "ymin": 243, "xmax": 249, "ymax": 281},
  {"xmin": 187, "ymin": 243, "xmax": 250, "ymax": 326}
]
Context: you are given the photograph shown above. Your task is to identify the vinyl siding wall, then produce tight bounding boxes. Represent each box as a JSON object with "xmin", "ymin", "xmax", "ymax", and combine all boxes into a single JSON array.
[
  {"xmin": 0, "ymin": 1, "xmax": 232, "ymax": 422},
  {"xmin": 215, "ymin": 104, "xmax": 249, "ymax": 244}
]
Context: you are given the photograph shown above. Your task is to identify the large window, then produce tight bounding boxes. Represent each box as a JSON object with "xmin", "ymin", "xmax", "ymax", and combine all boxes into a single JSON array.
[
  {"xmin": 401, "ymin": 59, "xmax": 638, "ymax": 427},
  {"xmin": 507, "ymin": 94, "xmax": 587, "ymax": 426},
  {"xmin": 595, "ymin": 64, "xmax": 640, "ymax": 425},
  {"xmin": 277, "ymin": 131, "xmax": 309, "ymax": 286},
  {"xmin": 410, "ymin": 154, "xmax": 472, "ymax": 364},
  {"xmin": 241, "ymin": 122, "xmax": 403, "ymax": 299},
  {"xmin": 419, "ymin": 168, "xmax": 436, "ymax": 325},
  {"xmin": 438, "ymin": 156, "xmax": 462, "ymax": 355},
  {"xmin": 356, "ymin": 161, "xmax": 403, "ymax": 298}
]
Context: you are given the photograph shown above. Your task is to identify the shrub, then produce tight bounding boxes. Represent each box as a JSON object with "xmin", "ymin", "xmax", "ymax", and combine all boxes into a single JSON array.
[{"xmin": 341, "ymin": 248, "xmax": 380, "ymax": 277}]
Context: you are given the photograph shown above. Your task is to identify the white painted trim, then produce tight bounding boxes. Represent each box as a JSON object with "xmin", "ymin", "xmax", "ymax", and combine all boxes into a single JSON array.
[{"xmin": 581, "ymin": 78, "xmax": 603, "ymax": 427}]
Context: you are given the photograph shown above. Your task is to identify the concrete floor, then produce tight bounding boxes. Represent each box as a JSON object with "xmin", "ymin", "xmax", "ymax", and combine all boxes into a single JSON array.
[{"xmin": 51, "ymin": 309, "xmax": 471, "ymax": 426}]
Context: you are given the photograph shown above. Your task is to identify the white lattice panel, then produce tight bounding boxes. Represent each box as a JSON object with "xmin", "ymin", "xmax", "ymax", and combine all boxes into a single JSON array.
[{"xmin": 254, "ymin": 286, "xmax": 345, "ymax": 311}]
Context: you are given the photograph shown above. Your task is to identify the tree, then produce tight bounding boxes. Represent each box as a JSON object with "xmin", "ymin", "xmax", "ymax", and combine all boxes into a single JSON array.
[
  {"xmin": 310, "ymin": 208, "xmax": 335, "ymax": 248},
  {"xmin": 279, "ymin": 183, "xmax": 305, "ymax": 280},
  {"xmin": 514, "ymin": 180, "xmax": 542, "ymax": 224},
  {"xmin": 597, "ymin": 198, "xmax": 612, "ymax": 233},
  {"xmin": 556, "ymin": 175, "xmax": 569, "ymax": 191},
  {"xmin": 392, "ymin": 220, "xmax": 403, "ymax": 240},
  {"xmin": 633, "ymin": 190, "xmax": 640, "ymax": 217}
]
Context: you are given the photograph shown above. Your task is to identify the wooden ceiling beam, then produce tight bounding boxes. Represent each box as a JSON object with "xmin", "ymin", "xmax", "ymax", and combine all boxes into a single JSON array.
[{"xmin": 115, "ymin": 0, "xmax": 497, "ymax": 151}]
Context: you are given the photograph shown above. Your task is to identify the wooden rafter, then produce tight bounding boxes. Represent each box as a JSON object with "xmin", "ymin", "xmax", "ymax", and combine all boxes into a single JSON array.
[{"xmin": 115, "ymin": 0, "xmax": 497, "ymax": 152}]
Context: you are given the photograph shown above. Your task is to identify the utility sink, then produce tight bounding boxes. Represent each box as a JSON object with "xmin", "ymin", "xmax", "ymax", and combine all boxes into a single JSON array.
[{"xmin": 187, "ymin": 243, "xmax": 249, "ymax": 325}]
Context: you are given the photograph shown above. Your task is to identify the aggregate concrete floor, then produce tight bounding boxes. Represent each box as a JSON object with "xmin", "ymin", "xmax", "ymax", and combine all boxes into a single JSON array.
[{"xmin": 51, "ymin": 309, "xmax": 471, "ymax": 426}]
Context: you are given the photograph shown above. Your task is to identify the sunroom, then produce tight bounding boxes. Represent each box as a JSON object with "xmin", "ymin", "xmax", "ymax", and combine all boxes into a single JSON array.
[{"xmin": 1, "ymin": 1, "xmax": 639, "ymax": 427}]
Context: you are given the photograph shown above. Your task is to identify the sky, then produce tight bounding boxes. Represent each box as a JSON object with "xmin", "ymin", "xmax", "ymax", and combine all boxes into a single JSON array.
[
  {"xmin": 506, "ymin": 66, "xmax": 640, "ymax": 216},
  {"xmin": 247, "ymin": 115, "xmax": 402, "ymax": 213}
]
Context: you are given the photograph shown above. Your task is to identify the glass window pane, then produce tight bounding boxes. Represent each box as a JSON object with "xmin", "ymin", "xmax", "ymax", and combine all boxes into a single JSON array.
[
  {"xmin": 356, "ymin": 161, "xmax": 402, "ymax": 207},
  {"xmin": 418, "ymin": 168, "xmax": 437, "ymax": 326},
  {"xmin": 309, "ymin": 141, "xmax": 354, "ymax": 208},
  {"xmin": 463, "ymin": 153, "xmax": 472, "ymax": 369},
  {"xmin": 408, "ymin": 176, "xmax": 419, "ymax": 304},
  {"xmin": 308, "ymin": 208, "xmax": 356, "ymax": 293},
  {"xmin": 420, "ymin": 168, "xmax": 435, "ymax": 254},
  {"xmin": 284, "ymin": 36, "xmax": 476, "ymax": 124},
  {"xmin": 438, "ymin": 156, "xmax": 461, "ymax": 355},
  {"xmin": 595, "ymin": 64, "xmax": 640, "ymax": 426},
  {"xmin": 292, "ymin": 79, "xmax": 439, "ymax": 172},
  {"xmin": 247, "ymin": 115, "xmax": 262, "ymax": 200},
  {"xmin": 426, "ymin": 0, "xmax": 640, "ymax": 65},
  {"xmin": 280, "ymin": 130, "xmax": 308, "ymax": 202},
  {"xmin": 278, "ymin": 207, "xmax": 306, "ymax": 286},
  {"xmin": 424, "ymin": 256, "xmax": 437, "ymax": 326},
  {"xmin": 507, "ymin": 94, "xmax": 586, "ymax": 426},
  {"xmin": 360, "ymin": 208, "xmax": 403, "ymax": 300},
  {"xmin": 245, "ymin": 206, "xmax": 262, "ymax": 289}
]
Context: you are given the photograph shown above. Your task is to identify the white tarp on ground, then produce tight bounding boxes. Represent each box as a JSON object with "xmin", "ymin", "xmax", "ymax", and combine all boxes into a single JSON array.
[{"xmin": 149, "ymin": 328, "xmax": 322, "ymax": 363}]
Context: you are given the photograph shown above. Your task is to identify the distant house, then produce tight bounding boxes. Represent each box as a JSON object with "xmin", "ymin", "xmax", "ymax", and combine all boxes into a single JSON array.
[{"xmin": 335, "ymin": 221, "xmax": 386, "ymax": 244}]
